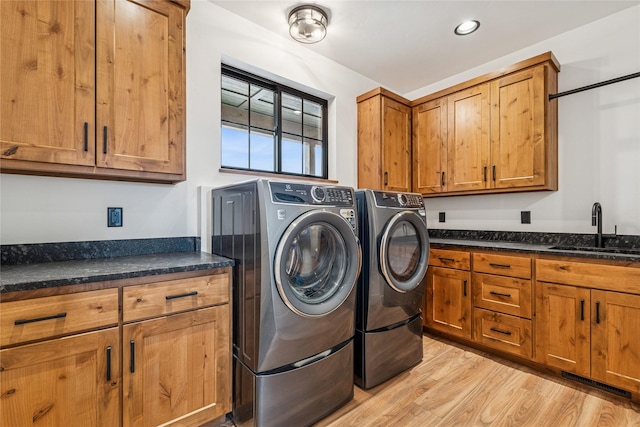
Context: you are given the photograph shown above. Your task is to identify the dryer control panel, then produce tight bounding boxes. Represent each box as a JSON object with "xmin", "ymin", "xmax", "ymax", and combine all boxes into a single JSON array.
[
  {"xmin": 373, "ymin": 191, "xmax": 424, "ymax": 209},
  {"xmin": 270, "ymin": 182, "xmax": 355, "ymax": 206}
]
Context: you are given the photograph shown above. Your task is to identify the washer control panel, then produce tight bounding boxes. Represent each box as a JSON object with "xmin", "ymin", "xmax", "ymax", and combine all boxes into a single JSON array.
[
  {"xmin": 270, "ymin": 182, "xmax": 355, "ymax": 206},
  {"xmin": 373, "ymin": 190, "xmax": 424, "ymax": 209}
]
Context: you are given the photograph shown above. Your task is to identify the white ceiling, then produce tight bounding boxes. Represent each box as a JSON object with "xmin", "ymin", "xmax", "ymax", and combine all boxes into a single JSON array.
[{"xmin": 209, "ymin": 0, "xmax": 639, "ymax": 94}]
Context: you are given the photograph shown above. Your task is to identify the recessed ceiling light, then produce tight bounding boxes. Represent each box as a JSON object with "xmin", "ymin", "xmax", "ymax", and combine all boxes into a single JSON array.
[{"xmin": 454, "ymin": 20, "xmax": 480, "ymax": 36}]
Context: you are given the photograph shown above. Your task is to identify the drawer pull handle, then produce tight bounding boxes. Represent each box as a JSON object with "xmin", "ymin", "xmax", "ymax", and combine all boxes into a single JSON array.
[
  {"xmin": 106, "ymin": 346, "xmax": 112, "ymax": 381},
  {"xmin": 130, "ymin": 340, "xmax": 136, "ymax": 373},
  {"xmin": 14, "ymin": 312, "xmax": 67, "ymax": 325},
  {"xmin": 595, "ymin": 301, "xmax": 601, "ymax": 324},
  {"xmin": 490, "ymin": 327, "xmax": 512, "ymax": 336},
  {"xmin": 463, "ymin": 279, "xmax": 467, "ymax": 297},
  {"xmin": 489, "ymin": 291, "xmax": 512, "ymax": 298},
  {"xmin": 489, "ymin": 263, "xmax": 511, "ymax": 269},
  {"xmin": 165, "ymin": 291, "xmax": 198, "ymax": 300},
  {"xmin": 580, "ymin": 299, "xmax": 585, "ymax": 321},
  {"xmin": 439, "ymin": 257, "xmax": 455, "ymax": 262}
]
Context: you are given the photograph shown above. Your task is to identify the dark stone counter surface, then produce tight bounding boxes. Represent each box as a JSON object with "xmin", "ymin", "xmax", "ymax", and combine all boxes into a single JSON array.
[
  {"xmin": 428, "ymin": 229, "xmax": 640, "ymax": 262},
  {"xmin": 0, "ymin": 237, "xmax": 234, "ymax": 294}
]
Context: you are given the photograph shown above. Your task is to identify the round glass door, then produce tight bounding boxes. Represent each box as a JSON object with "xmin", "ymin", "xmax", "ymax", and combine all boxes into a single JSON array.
[
  {"xmin": 379, "ymin": 211, "xmax": 429, "ymax": 292},
  {"xmin": 275, "ymin": 210, "xmax": 361, "ymax": 317}
]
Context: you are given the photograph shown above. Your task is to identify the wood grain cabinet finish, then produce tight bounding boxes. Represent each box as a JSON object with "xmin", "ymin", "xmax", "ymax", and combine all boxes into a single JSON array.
[
  {"xmin": 424, "ymin": 249, "xmax": 472, "ymax": 339},
  {"xmin": 357, "ymin": 88, "xmax": 412, "ymax": 192},
  {"xmin": 122, "ymin": 273, "xmax": 231, "ymax": 427},
  {"xmin": 471, "ymin": 252, "xmax": 533, "ymax": 359},
  {"xmin": 0, "ymin": 289, "xmax": 120, "ymax": 427},
  {"xmin": 536, "ymin": 259, "xmax": 640, "ymax": 396},
  {"xmin": 0, "ymin": 0, "xmax": 188, "ymax": 183},
  {"xmin": 411, "ymin": 52, "xmax": 559, "ymax": 197}
]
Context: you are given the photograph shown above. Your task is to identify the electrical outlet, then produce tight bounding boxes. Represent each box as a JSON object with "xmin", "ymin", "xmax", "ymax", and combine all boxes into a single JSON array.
[
  {"xmin": 108, "ymin": 207, "xmax": 123, "ymax": 227},
  {"xmin": 521, "ymin": 211, "xmax": 531, "ymax": 224},
  {"xmin": 439, "ymin": 212, "xmax": 446, "ymax": 223}
]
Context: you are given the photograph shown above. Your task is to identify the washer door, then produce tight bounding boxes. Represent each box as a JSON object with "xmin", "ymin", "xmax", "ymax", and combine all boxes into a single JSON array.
[
  {"xmin": 274, "ymin": 210, "xmax": 361, "ymax": 317},
  {"xmin": 379, "ymin": 211, "xmax": 429, "ymax": 292}
]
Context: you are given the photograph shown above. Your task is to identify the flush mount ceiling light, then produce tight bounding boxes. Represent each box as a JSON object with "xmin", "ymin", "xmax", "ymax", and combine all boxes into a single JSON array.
[
  {"xmin": 288, "ymin": 4, "xmax": 328, "ymax": 44},
  {"xmin": 454, "ymin": 20, "xmax": 480, "ymax": 36}
]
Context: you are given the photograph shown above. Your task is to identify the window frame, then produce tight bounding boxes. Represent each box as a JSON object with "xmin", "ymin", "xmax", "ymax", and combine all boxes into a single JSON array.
[{"xmin": 220, "ymin": 64, "xmax": 329, "ymax": 179}]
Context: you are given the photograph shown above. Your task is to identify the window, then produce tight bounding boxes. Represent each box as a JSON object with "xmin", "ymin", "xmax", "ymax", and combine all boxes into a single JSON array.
[{"xmin": 221, "ymin": 65, "xmax": 328, "ymax": 179}]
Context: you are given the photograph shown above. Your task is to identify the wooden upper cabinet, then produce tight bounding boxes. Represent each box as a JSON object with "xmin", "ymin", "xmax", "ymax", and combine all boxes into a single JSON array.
[
  {"xmin": 412, "ymin": 97, "xmax": 447, "ymax": 194},
  {"xmin": 410, "ymin": 52, "xmax": 559, "ymax": 197},
  {"xmin": 96, "ymin": 0, "xmax": 185, "ymax": 177},
  {"xmin": 490, "ymin": 64, "xmax": 556, "ymax": 190},
  {"xmin": 357, "ymin": 88, "xmax": 411, "ymax": 192},
  {"xmin": 0, "ymin": 0, "xmax": 96, "ymax": 167},
  {"xmin": 447, "ymin": 84, "xmax": 491, "ymax": 192},
  {"xmin": 0, "ymin": 0, "xmax": 188, "ymax": 183}
]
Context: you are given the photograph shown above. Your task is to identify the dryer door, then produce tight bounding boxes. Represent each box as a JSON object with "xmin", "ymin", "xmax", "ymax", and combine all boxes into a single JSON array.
[
  {"xmin": 274, "ymin": 210, "xmax": 361, "ymax": 317},
  {"xmin": 379, "ymin": 211, "xmax": 430, "ymax": 292}
]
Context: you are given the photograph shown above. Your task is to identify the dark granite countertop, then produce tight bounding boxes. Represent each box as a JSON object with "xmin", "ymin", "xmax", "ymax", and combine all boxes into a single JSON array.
[
  {"xmin": 1, "ymin": 252, "xmax": 234, "ymax": 294},
  {"xmin": 429, "ymin": 238, "xmax": 640, "ymax": 262}
]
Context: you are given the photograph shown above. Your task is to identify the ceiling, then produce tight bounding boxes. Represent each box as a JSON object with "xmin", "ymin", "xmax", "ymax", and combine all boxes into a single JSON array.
[{"xmin": 209, "ymin": 0, "xmax": 639, "ymax": 94}]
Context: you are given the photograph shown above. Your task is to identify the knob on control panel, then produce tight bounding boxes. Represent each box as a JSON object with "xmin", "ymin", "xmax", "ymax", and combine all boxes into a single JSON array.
[
  {"xmin": 311, "ymin": 186, "xmax": 326, "ymax": 202},
  {"xmin": 397, "ymin": 194, "xmax": 407, "ymax": 206}
]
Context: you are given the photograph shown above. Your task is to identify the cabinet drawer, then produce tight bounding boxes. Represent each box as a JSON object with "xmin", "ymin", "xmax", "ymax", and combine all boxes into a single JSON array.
[
  {"xmin": 429, "ymin": 248, "xmax": 470, "ymax": 270},
  {"xmin": 123, "ymin": 273, "xmax": 230, "ymax": 322},
  {"xmin": 536, "ymin": 259, "xmax": 640, "ymax": 294},
  {"xmin": 472, "ymin": 252, "xmax": 531, "ymax": 279},
  {"xmin": 473, "ymin": 308, "xmax": 532, "ymax": 359},
  {"xmin": 472, "ymin": 273, "xmax": 532, "ymax": 318},
  {"xmin": 1, "ymin": 288, "xmax": 119, "ymax": 347}
]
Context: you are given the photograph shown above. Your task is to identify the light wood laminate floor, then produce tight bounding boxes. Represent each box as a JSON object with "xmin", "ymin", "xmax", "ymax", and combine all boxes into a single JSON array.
[{"xmin": 313, "ymin": 334, "xmax": 640, "ymax": 427}]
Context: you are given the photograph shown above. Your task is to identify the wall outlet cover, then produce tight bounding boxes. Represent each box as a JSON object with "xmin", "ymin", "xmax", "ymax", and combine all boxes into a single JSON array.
[
  {"xmin": 521, "ymin": 211, "xmax": 531, "ymax": 224},
  {"xmin": 439, "ymin": 212, "xmax": 446, "ymax": 223},
  {"xmin": 108, "ymin": 207, "xmax": 123, "ymax": 227}
]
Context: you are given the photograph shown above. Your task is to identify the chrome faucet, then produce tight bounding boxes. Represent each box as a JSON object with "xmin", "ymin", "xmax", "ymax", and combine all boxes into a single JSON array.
[{"xmin": 591, "ymin": 202, "xmax": 603, "ymax": 248}]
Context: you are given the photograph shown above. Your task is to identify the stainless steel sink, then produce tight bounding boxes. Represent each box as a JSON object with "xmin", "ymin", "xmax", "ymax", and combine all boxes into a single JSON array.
[{"xmin": 550, "ymin": 245, "xmax": 640, "ymax": 255}]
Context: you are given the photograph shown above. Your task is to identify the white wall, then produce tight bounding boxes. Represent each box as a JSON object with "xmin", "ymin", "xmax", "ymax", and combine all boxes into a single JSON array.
[
  {"xmin": 0, "ymin": 0, "xmax": 378, "ymax": 245},
  {"xmin": 1, "ymin": 2, "xmax": 638, "ymax": 246},
  {"xmin": 405, "ymin": 6, "xmax": 640, "ymax": 236}
]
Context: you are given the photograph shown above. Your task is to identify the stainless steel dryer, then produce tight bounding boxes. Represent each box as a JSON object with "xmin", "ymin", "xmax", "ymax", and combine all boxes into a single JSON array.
[
  {"xmin": 212, "ymin": 179, "xmax": 361, "ymax": 427},
  {"xmin": 354, "ymin": 189, "xmax": 429, "ymax": 389}
]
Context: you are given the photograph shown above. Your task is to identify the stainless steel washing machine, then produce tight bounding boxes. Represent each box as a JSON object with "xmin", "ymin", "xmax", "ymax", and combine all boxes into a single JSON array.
[
  {"xmin": 212, "ymin": 179, "xmax": 361, "ymax": 427},
  {"xmin": 354, "ymin": 189, "xmax": 429, "ymax": 389}
]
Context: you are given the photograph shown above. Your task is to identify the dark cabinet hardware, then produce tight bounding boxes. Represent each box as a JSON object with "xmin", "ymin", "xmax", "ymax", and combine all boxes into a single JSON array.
[
  {"xmin": 489, "ymin": 291, "xmax": 512, "ymax": 298},
  {"xmin": 14, "ymin": 312, "xmax": 67, "ymax": 325},
  {"xmin": 106, "ymin": 346, "xmax": 112, "ymax": 381},
  {"xmin": 438, "ymin": 257, "xmax": 455, "ymax": 262},
  {"xmin": 384, "ymin": 172, "xmax": 388, "ymax": 186},
  {"xmin": 580, "ymin": 299, "xmax": 585, "ymax": 321},
  {"xmin": 441, "ymin": 171, "xmax": 445, "ymax": 187},
  {"xmin": 83, "ymin": 122, "xmax": 88, "ymax": 151},
  {"xmin": 165, "ymin": 291, "xmax": 198, "ymax": 300},
  {"xmin": 483, "ymin": 166, "xmax": 487, "ymax": 182},
  {"xmin": 463, "ymin": 279, "xmax": 467, "ymax": 297},
  {"xmin": 490, "ymin": 327, "xmax": 512, "ymax": 336},
  {"xmin": 492, "ymin": 165, "xmax": 496, "ymax": 181},
  {"xmin": 103, "ymin": 126, "xmax": 108, "ymax": 154},
  {"xmin": 489, "ymin": 263, "xmax": 511, "ymax": 269},
  {"xmin": 595, "ymin": 301, "xmax": 601, "ymax": 324},
  {"xmin": 130, "ymin": 340, "xmax": 135, "ymax": 373}
]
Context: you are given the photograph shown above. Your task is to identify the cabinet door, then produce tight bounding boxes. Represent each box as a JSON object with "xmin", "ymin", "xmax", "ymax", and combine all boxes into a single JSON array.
[
  {"xmin": 0, "ymin": 328, "xmax": 120, "ymax": 426},
  {"xmin": 446, "ymin": 84, "xmax": 490, "ymax": 192},
  {"xmin": 425, "ymin": 266, "xmax": 472, "ymax": 339},
  {"xmin": 123, "ymin": 305, "xmax": 231, "ymax": 427},
  {"xmin": 413, "ymin": 98, "xmax": 447, "ymax": 194},
  {"xmin": 490, "ymin": 65, "xmax": 547, "ymax": 189},
  {"xmin": 96, "ymin": 0, "xmax": 185, "ymax": 177},
  {"xmin": 382, "ymin": 96, "xmax": 411, "ymax": 192},
  {"xmin": 591, "ymin": 290, "xmax": 640, "ymax": 394},
  {"xmin": 0, "ymin": 0, "xmax": 95, "ymax": 167},
  {"xmin": 535, "ymin": 282, "xmax": 590, "ymax": 377}
]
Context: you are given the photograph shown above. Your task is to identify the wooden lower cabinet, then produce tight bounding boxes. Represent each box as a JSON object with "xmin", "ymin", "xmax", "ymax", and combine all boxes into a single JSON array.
[
  {"xmin": 425, "ymin": 266, "xmax": 472, "ymax": 339},
  {"xmin": 538, "ymin": 283, "xmax": 640, "ymax": 394},
  {"xmin": 123, "ymin": 304, "xmax": 230, "ymax": 427},
  {"xmin": 0, "ymin": 328, "xmax": 120, "ymax": 426}
]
